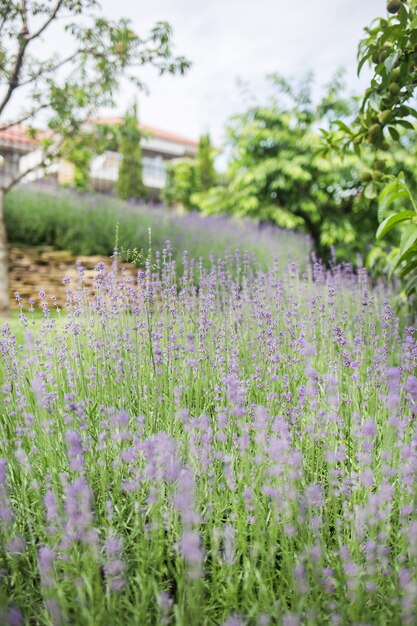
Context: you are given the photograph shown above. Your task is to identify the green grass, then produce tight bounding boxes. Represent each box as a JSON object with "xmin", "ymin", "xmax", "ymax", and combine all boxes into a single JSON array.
[{"xmin": 2, "ymin": 310, "xmax": 66, "ymax": 347}]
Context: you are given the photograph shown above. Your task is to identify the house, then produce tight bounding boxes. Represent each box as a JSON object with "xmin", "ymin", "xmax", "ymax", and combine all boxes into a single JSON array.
[
  {"xmin": 0, "ymin": 119, "xmax": 198, "ymax": 198},
  {"xmin": 86, "ymin": 118, "xmax": 198, "ymax": 196},
  {"xmin": 0, "ymin": 125, "xmax": 42, "ymax": 188}
]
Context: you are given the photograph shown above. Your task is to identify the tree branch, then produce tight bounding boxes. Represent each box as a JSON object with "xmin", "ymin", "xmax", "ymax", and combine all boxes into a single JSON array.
[
  {"xmin": 0, "ymin": 14, "xmax": 8, "ymax": 36},
  {"xmin": 0, "ymin": 1, "xmax": 65, "ymax": 116},
  {"xmin": 0, "ymin": 2, "xmax": 29, "ymax": 116},
  {"xmin": 25, "ymin": 0, "xmax": 64, "ymax": 41},
  {"xmin": 0, "ymin": 103, "xmax": 50, "ymax": 131},
  {"xmin": 17, "ymin": 51, "xmax": 80, "ymax": 87},
  {"xmin": 20, "ymin": 0, "xmax": 28, "ymax": 34},
  {"xmin": 3, "ymin": 136, "xmax": 64, "ymax": 193}
]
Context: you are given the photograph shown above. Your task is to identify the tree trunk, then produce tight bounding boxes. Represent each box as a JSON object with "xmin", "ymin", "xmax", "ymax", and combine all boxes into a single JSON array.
[{"xmin": 0, "ymin": 188, "xmax": 10, "ymax": 316}]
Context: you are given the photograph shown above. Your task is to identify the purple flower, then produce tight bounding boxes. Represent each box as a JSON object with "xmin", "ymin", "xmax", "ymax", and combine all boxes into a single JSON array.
[
  {"xmin": 361, "ymin": 418, "xmax": 375, "ymax": 438},
  {"xmin": 66, "ymin": 429, "xmax": 84, "ymax": 472},
  {"xmin": 44, "ymin": 489, "xmax": 59, "ymax": 534},
  {"xmin": 103, "ymin": 559, "xmax": 125, "ymax": 592},
  {"xmin": 0, "ymin": 459, "xmax": 12, "ymax": 524},
  {"xmin": 6, "ymin": 537, "xmax": 26, "ymax": 555},
  {"xmin": 301, "ymin": 340, "xmax": 316, "ymax": 357},
  {"xmin": 385, "ymin": 366, "xmax": 402, "ymax": 410},
  {"xmin": 38, "ymin": 546, "xmax": 55, "ymax": 588},
  {"xmin": 172, "ymin": 468, "xmax": 201, "ymax": 525},
  {"xmin": 179, "ymin": 530, "xmax": 203, "ymax": 577},
  {"xmin": 158, "ymin": 591, "xmax": 173, "ymax": 625},
  {"xmin": 103, "ymin": 534, "xmax": 125, "ymax": 591},
  {"xmin": 8, "ymin": 606, "xmax": 23, "ymax": 626},
  {"xmin": 44, "ymin": 599, "xmax": 62, "ymax": 626},
  {"xmin": 405, "ymin": 375, "xmax": 417, "ymax": 410},
  {"xmin": 305, "ymin": 483, "xmax": 324, "ymax": 509},
  {"xmin": 222, "ymin": 524, "xmax": 235, "ymax": 565},
  {"xmin": 63, "ymin": 477, "xmax": 95, "ymax": 546},
  {"xmin": 223, "ymin": 616, "xmax": 244, "ymax": 626}
]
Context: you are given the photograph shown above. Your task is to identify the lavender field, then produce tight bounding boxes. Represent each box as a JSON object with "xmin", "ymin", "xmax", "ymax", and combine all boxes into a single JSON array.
[{"xmin": 0, "ymin": 246, "xmax": 416, "ymax": 625}]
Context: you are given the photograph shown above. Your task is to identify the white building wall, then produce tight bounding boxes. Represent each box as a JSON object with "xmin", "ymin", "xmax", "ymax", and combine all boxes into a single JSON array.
[
  {"xmin": 90, "ymin": 151, "xmax": 166, "ymax": 189},
  {"xmin": 19, "ymin": 148, "xmax": 58, "ymax": 182}
]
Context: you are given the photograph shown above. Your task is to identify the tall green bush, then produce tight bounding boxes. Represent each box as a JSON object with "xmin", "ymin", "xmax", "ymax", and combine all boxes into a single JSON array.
[
  {"xmin": 194, "ymin": 73, "xmax": 374, "ymax": 261},
  {"xmin": 196, "ymin": 134, "xmax": 216, "ymax": 191},
  {"xmin": 116, "ymin": 104, "xmax": 147, "ymax": 201},
  {"xmin": 163, "ymin": 160, "xmax": 198, "ymax": 210},
  {"xmin": 163, "ymin": 133, "xmax": 216, "ymax": 211}
]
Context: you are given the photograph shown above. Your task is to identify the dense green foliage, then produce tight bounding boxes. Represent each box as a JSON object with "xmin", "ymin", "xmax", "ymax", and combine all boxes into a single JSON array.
[
  {"xmin": 325, "ymin": 0, "xmax": 417, "ymax": 294},
  {"xmin": 193, "ymin": 74, "xmax": 377, "ymax": 260},
  {"xmin": 163, "ymin": 159, "xmax": 198, "ymax": 210},
  {"xmin": 196, "ymin": 133, "xmax": 216, "ymax": 191},
  {"xmin": 116, "ymin": 104, "xmax": 146, "ymax": 201},
  {"xmin": 4, "ymin": 185, "xmax": 308, "ymax": 270},
  {"xmin": 61, "ymin": 124, "xmax": 120, "ymax": 191},
  {"xmin": 163, "ymin": 133, "xmax": 216, "ymax": 210},
  {"xmin": 61, "ymin": 134, "xmax": 96, "ymax": 191}
]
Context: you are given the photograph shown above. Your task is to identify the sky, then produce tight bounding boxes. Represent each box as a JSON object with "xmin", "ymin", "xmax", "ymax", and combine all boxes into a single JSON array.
[{"xmin": 98, "ymin": 0, "xmax": 384, "ymax": 146}]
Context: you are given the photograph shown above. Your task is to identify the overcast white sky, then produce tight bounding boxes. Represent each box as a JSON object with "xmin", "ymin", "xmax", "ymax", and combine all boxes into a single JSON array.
[{"xmin": 97, "ymin": 0, "xmax": 384, "ymax": 145}]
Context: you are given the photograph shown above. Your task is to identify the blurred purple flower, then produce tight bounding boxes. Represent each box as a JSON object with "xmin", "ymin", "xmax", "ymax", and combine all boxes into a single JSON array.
[{"xmin": 8, "ymin": 607, "xmax": 23, "ymax": 626}]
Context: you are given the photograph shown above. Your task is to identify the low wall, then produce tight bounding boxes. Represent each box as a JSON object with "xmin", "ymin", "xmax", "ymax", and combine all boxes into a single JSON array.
[{"xmin": 8, "ymin": 247, "xmax": 137, "ymax": 310}]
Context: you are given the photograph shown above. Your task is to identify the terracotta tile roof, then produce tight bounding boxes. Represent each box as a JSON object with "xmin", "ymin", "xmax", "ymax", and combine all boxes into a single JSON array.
[
  {"xmin": 88, "ymin": 117, "xmax": 198, "ymax": 147},
  {"xmin": 141, "ymin": 124, "xmax": 198, "ymax": 147},
  {"xmin": 88, "ymin": 116, "xmax": 123, "ymax": 126},
  {"xmin": 0, "ymin": 120, "xmax": 198, "ymax": 150},
  {"xmin": 0, "ymin": 124, "xmax": 40, "ymax": 147}
]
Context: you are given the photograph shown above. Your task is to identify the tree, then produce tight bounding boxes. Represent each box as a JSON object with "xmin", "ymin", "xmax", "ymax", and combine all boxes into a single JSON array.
[
  {"xmin": 163, "ymin": 159, "xmax": 198, "ymax": 210},
  {"xmin": 163, "ymin": 133, "xmax": 216, "ymax": 211},
  {"xmin": 116, "ymin": 103, "xmax": 146, "ymax": 201},
  {"xmin": 196, "ymin": 133, "xmax": 216, "ymax": 191},
  {"xmin": 60, "ymin": 122, "xmax": 120, "ymax": 191},
  {"xmin": 194, "ymin": 72, "xmax": 378, "ymax": 261},
  {"xmin": 0, "ymin": 1, "xmax": 190, "ymax": 314},
  {"xmin": 62, "ymin": 133, "xmax": 95, "ymax": 190},
  {"xmin": 324, "ymin": 0, "xmax": 417, "ymax": 295}
]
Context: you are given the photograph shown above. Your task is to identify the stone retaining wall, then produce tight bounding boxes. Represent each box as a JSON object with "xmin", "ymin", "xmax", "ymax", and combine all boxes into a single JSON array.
[{"xmin": 8, "ymin": 247, "xmax": 137, "ymax": 310}]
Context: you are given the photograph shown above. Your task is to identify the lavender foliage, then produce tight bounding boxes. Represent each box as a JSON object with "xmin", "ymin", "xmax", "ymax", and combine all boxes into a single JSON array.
[{"xmin": 0, "ymin": 247, "xmax": 416, "ymax": 625}]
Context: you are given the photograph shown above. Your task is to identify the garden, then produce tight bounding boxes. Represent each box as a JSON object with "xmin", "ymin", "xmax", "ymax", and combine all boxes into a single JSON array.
[
  {"xmin": 1, "ymin": 1, "xmax": 417, "ymax": 625},
  {"xmin": 1, "ymin": 246, "xmax": 416, "ymax": 625}
]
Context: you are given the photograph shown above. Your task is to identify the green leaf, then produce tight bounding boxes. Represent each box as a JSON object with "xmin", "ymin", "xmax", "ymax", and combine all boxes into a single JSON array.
[
  {"xmin": 378, "ymin": 178, "xmax": 411, "ymax": 222},
  {"xmin": 405, "ymin": 274, "xmax": 417, "ymax": 296},
  {"xmin": 388, "ymin": 251, "xmax": 401, "ymax": 278},
  {"xmin": 396, "ymin": 119, "xmax": 415, "ymax": 130},
  {"xmin": 357, "ymin": 53, "xmax": 370, "ymax": 76},
  {"xmin": 333, "ymin": 120, "xmax": 352, "ymax": 134},
  {"xmin": 396, "ymin": 244, "xmax": 417, "ymax": 268},
  {"xmin": 363, "ymin": 182, "xmax": 378, "ymax": 200},
  {"xmin": 401, "ymin": 258, "xmax": 417, "ymax": 278},
  {"xmin": 376, "ymin": 211, "xmax": 415, "ymax": 240},
  {"xmin": 388, "ymin": 126, "xmax": 400, "ymax": 140},
  {"xmin": 400, "ymin": 224, "xmax": 417, "ymax": 257},
  {"xmin": 366, "ymin": 245, "xmax": 383, "ymax": 268},
  {"xmin": 391, "ymin": 247, "xmax": 416, "ymax": 272}
]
